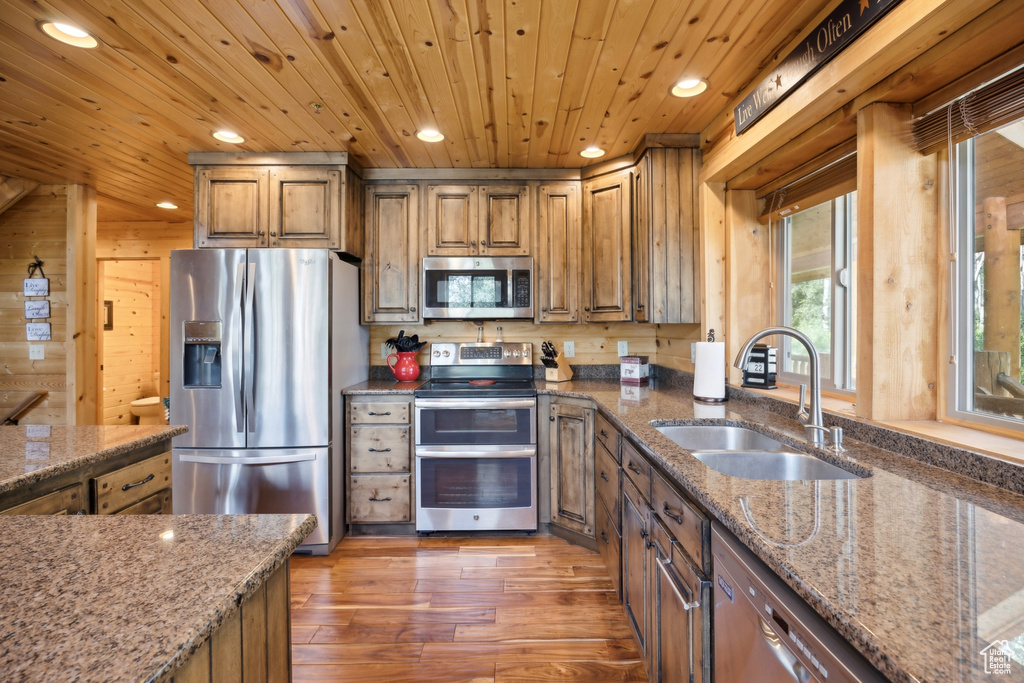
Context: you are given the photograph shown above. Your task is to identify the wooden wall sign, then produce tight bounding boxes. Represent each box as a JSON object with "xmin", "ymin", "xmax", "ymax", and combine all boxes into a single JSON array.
[{"xmin": 734, "ymin": 0, "xmax": 903, "ymax": 134}]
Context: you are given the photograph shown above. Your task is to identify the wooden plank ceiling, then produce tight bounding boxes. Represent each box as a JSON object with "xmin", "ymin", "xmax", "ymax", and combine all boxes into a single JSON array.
[{"xmin": 0, "ymin": 0, "xmax": 845, "ymax": 222}]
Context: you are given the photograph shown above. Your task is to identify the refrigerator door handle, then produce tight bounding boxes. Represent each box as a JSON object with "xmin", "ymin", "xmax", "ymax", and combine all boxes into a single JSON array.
[
  {"xmin": 234, "ymin": 262, "xmax": 245, "ymax": 433},
  {"xmin": 177, "ymin": 452, "xmax": 317, "ymax": 465},
  {"xmin": 245, "ymin": 261, "xmax": 257, "ymax": 433}
]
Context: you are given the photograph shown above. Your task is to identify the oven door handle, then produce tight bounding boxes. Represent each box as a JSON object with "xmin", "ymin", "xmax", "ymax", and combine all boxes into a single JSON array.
[
  {"xmin": 414, "ymin": 398, "xmax": 537, "ymax": 410},
  {"xmin": 416, "ymin": 446, "xmax": 537, "ymax": 459}
]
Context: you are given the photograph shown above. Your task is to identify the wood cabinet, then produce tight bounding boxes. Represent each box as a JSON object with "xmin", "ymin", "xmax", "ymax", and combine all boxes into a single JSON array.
[
  {"xmin": 548, "ymin": 398, "xmax": 595, "ymax": 539},
  {"xmin": 346, "ymin": 395, "xmax": 414, "ymax": 524},
  {"xmin": 582, "ymin": 169, "xmax": 633, "ymax": 322},
  {"xmin": 633, "ymin": 146, "xmax": 701, "ymax": 323},
  {"xmin": 363, "ymin": 184, "xmax": 420, "ymax": 323},
  {"xmin": 594, "ymin": 411, "xmax": 622, "ymax": 598},
  {"xmin": 622, "ymin": 473, "xmax": 651, "ymax": 667},
  {"xmin": 92, "ymin": 451, "xmax": 172, "ymax": 515},
  {"xmin": 0, "ymin": 484, "xmax": 84, "ymax": 515},
  {"xmin": 425, "ymin": 184, "xmax": 530, "ymax": 256},
  {"xmin": 536, "ymin": 182, "xmax": 581, "ymax": 323},
  {"xmin": 192, "ymin": 155, "xmax": 363, "ymax": 255}
]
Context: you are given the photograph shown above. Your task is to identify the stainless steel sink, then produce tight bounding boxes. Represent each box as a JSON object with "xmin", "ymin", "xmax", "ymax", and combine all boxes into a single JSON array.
[
  {"xmin": 654, "ymin": 424, "xmax": 863, "ymax": 480},
  {"xmin": 691, "ymin": 451, "xmax": 861, "ymax": 480},
  {"xmin": 656, "ymin": 425, "xmax": 786, "ymax": 451}
]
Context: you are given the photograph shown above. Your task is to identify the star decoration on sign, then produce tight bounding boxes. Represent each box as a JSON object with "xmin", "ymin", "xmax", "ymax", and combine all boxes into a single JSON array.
[
  {"xmin": 775, "ymin": 74, "xmax": 783, "ymax": 88},
  {"xmin": 860, "ymin": 0, "xmax": 870, "ymax": 15}
]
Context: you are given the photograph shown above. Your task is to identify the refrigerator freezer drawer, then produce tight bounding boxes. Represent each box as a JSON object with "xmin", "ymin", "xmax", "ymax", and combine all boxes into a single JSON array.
[{"xmin": 172, "ymin": 447, "xmax": 329, "ymax": 547}]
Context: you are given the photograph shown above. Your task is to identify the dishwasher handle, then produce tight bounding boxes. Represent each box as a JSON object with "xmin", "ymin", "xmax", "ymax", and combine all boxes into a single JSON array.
[{"xmin": 758, "ymin": 615, "xmax": 812, "ymax": 683}]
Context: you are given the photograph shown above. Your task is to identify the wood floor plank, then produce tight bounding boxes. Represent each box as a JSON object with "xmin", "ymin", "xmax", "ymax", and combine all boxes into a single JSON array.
[
  {"xmin": 291, "ymin": 642, "xmax": 423, "ymax": 665},
  {"xmin": 504, "ymin": 577, "xmax": 615, "ymax": 592},
  {"xmin": 454, "ymin": 619, "xmax": 634, "ymax": 641},
  {"xmin": 290, "ymin": 608, "xmax": 357, "ymax": 627},
  {"xmin": 413, "ymin": 578, "xmax": 505, "ymax": 593},
  {"xmin": 419, "ymin": 640, "xmax": 624, "ymax": 663},
  {"xmin": 292, "ymin": 662, "xmax": 496, "ymax": 682},
  {"xmin": 291, "ymin": 625, "xmax": 319, "ymax": 644},
  {"xmin": 303, "ymin": 593, "xmax": 433, "ymax": 609},
  {"xmin": 337, "ymin": 579, "xmax": 419, "ymax": 594},
  {"xmin": 494, "ymin": 660, "xmax": 648, "ymax": 682},
  {"xmin": 495, "ymin": 555, "xmax": 605, "ymax": 567},
  {"xmin": 457, "ymin": 546, "xmax": 537, "ymax": 556},
  {"xmin": 310, "ymin": 622, "xmax": 457, "ymax": 643},
  {"xmin": 429, "ymin": 590, "xmax": 618, "ymax": 609},
  {"xmin": 389, "ymin": 555, "xmax": 498, "ymax": 568},
  {"xmin": 348, "ymin": 607, "xmax": 496, "ymax": 625},
  {"xmin": 493, "ymin": 605, "xmax": 631, "ymax": 624},
  {"xmin": 460, "ymin": 566, "xmax": 577, "ymax": 579}
]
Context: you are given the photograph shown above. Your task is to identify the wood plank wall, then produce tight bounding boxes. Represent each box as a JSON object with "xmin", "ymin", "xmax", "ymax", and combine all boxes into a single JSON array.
[
  {"xmin": 96, "ymin": 221, "xmax": 192, "ymax": 403},
  {"xmin": 0, "ymin": 186, "xmax": 69, "ymax": 424},
  {"xmin": 100, "ymin": 260, "xmax": 160, "ymax": 424}
]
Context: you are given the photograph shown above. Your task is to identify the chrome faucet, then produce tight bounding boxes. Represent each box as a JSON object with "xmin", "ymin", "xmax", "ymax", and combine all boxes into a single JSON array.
[{"xmin": 734, "ymin": 326, "xmax": 830, "ymax": 447}]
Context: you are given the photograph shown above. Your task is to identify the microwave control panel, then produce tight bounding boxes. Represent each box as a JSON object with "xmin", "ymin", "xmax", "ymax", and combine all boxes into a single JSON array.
[{"xmin": 512, "ymin": 269, "xmax": 531, "ymax": 308}]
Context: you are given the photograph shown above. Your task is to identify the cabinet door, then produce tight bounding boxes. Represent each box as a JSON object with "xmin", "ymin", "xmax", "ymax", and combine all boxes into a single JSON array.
[
  {"xmin": 426, "ymin": 184, "xmax": 477, "ymax": 254},
  {"xmin": 622, "ymin": 476, "xmax": 650, "ymax": 662},
  {"xmin": 0, "ymin": 484, "xmax": 84, "ymax": 515},
  {"xmin": 536, "ymin": 182, "xmax": 580, "ymax": 323},
  {"xmin": 269, "ymin": 166, "xmax": 339, "ymax": 249},
  {"xmin": 548, "ymin": 401, "xmax": 595, "ymax": 538},
  {"xmin": 582, "ymin": 169, "xmax": 632, "ymax": 321},
  {"xmin": 633, "ymin": 154, "xmax": 651, "ymax": 322},
  {"xmin": 479, "ymin": 184, "xmax": 530, "ymax": 255},
  {"xmin": 363, "ymin": 185, "xmax": 420, "ymax": 323},
  {"xmin": 195, "ymin": 166, "xmax": 269, "ymax": 247}
]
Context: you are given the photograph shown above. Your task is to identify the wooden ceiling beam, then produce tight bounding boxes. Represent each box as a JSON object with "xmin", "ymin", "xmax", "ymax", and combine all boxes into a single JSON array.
[{"xmin": 0, "ymin": 175, "xmax": 39, "ymax": 216}]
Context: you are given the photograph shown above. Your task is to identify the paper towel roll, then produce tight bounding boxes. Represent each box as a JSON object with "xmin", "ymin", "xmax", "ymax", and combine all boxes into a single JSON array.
[{"xmin": 693, "ymin": 341, "xmax": 726, "ymax": 402}]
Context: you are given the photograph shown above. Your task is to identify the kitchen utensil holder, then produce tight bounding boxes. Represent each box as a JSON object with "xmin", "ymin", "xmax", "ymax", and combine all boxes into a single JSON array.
[{"xmin": 544, "ymin": 355, "xmax": 573, "ymax": 382}]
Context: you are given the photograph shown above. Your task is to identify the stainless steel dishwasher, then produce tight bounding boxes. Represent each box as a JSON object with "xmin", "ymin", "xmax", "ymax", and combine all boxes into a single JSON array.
[{"xmin": 712, "ymin": 525, "xmax": 886, "ymax": 683}]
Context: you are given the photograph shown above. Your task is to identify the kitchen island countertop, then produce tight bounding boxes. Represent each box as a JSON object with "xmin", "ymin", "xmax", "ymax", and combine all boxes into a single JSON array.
[{"xmin": 0, "ymin": 513, "xmax": 316, "ymax": 681}]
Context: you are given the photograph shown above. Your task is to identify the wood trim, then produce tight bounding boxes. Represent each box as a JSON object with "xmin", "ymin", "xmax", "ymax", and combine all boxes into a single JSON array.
[
  {"xmin": 66, "ymin": 185, "xmax": 97, "ymax": 425},
  {"xmin": 187, "ymin": 151, "xmax": 355, "ymax": 169},
  {"xmin": 724, "ymin": 189, "xmax": 771, "ymax": 386},
  {"xmin": 699, "ymin": 182, "xmax": 727, "ymax": 343},
  {"xmin": 0, "ymin": 176, "xmax": 39, "ymax": 216},
  {"xmin": 362, "ymin": 168, "xmax": 581, "ymax": 181}
]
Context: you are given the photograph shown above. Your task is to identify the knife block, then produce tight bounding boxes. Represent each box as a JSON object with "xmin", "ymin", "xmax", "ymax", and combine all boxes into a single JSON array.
[{"xmin": 544, "ymin": 356, "xmax": 573, "ymax": 383}]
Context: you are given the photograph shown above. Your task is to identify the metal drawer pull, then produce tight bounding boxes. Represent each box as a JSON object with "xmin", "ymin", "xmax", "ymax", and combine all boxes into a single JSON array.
[
  {"xmin": 662, "ymin": 503, "xmax": 683, "ymax": 525},
  {"xmin": 627, "ymin": 462, "xmax": 643, "ymax": 475},
  {"xmin": 600, "ymin": 429, "xmax": 608, "ymax": 438},
  {"xmin": 121, "ymin": 473, "xmax": 155, "ymax": 491},
  {"xmin": 368, "ymin": 496, "xmax": 392, "ymax": 502},
  {"xmin": 367, "ymin": 447, "xmax": 392, "ymax": 453},
  {"xmin": 600, "ymin": 471, "xmax": 610, "ymax": 482},
  {"xmin": 656, "ymin": 555, "xmax": 699, "ymax": 610},
  {"xmin": 367, "ymin": 411, "xmax": 392, "ymax": 416},
  {"xmin": 600, "ymin": 530, "xmax": 609, "ymax": 544}
]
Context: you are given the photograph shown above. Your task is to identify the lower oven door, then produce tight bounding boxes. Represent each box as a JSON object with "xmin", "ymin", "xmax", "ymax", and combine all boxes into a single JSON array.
[{"xmin": 416, "ymin": 445, "xmax": 537, "ymax": 532}]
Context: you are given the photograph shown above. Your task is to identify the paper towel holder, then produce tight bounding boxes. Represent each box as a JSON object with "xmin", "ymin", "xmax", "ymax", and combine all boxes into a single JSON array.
[{"xmin": 694, "ymin": 328, "xmax": 727, "ymax": 404}]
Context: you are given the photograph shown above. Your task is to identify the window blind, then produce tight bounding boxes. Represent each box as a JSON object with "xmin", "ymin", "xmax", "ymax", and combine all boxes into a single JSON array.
[{"xmin": 757, "ymin": 152, "xmax": 857, "ymax": 220}]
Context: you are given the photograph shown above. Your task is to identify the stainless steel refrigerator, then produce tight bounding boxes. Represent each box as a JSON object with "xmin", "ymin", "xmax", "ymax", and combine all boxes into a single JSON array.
[{"xmin": 170, "ymin": 248, "xmax": 368, "ymax": 554}]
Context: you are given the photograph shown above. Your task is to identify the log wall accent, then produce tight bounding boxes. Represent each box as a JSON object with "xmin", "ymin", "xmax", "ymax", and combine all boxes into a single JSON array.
[
  {"xmin": 67, "ymin": 185, "xmax": 97, "ymax": 425},
  {"xmin": 0, "ymin": 186, "xmax": 70, "ymax": 424},
  {"xmin": 856, "ymin": 103, "xmax": 939, "ymax": 421}
]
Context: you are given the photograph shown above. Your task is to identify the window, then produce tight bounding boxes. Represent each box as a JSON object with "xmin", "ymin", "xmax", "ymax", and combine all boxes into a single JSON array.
[
  {"xmin": 950, "ymin": 118, "xmax": 1024, "ymax": 427},
  {"xmin": 775, "ymin": 193, "xmax": 857, "ymax": 393}
]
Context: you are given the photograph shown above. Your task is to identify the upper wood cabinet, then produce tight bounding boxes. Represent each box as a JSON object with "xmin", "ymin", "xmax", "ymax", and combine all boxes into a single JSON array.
[
  {"xmin": 363, "ymin": 184, "xmax": 420, "ymax": 324},
  {"xmin": 190, "ymin": 153, "xmax": 363, "ymax": 256},
  {"xmin": 425, "ymin": 183, "xmax": 531, "ymax": 256},
  {"xmin": 582, "ymin": 169, "xmax": 633, "ymax": 322},
  {"xmin": 536, "ymin": 182, "xmax": 581, "ymax": 323},
  {"xmin": 633, "ymin": 147, "xmax": 700, "ymax": 323}
]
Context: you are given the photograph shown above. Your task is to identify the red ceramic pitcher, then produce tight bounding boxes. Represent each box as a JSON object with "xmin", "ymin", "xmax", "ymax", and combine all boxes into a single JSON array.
[{"xmin": 387, "ymin": 351, "xmax": 421, "ymax": 381}]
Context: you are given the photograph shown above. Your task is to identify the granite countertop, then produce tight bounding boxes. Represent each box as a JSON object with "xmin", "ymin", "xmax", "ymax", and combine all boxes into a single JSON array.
[
  {"xmin": 350, "ymin": 375, "xmax": 1024, "ymax": 681},
  {"xmin": 0, "ymin": 425, "xmax": 186, "ymax": 496},
  {"xmin": 0, "ymin": 513, "xmax": 316, "ymax": 682}
]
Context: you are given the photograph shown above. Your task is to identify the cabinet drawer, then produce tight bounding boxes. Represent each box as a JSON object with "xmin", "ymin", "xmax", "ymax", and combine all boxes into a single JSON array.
[
  {"xmin": 116, "ymin": 488, "xmax": 172, "ymax": 515},
  {"xmin": 349, "ymin": 474, "xmax": 411, "ymax": 523},
  {"xmin": 349, "ymin": 399, "xmax": 411, "ymax": 424},
  {"xmin": 651, "ymin": 471, "xmax": 708, "ymax": 571},
  {"xmin": 595, "ymin": 442, "xmax": 621, "ymax": 532},
  {"xmin": 350, "ymin": 425, "xmax": 411, "ymax": 473},
  {"xmin": 596, "ymin": 499, "xmax": 622, "ymax": 600},
  {"xmin": 0, "ymin": 484, "xmax": 84, "ymax": 516},
  {"xmin": 92, "ymin": 452, "xmax": 172, "ymax": 514},
  {"xmin": 595, "ymin": 412, "xmax": 620, "ymax": 461},
  {"xmin": 621, "ymin": 440, "xmax": 651, "ymax": 501}
]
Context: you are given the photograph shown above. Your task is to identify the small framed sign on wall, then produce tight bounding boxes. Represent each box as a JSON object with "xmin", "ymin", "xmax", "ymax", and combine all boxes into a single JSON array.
[
  {"xmin": 25, "ymin": 322, "xmax": 51, "ymax": 341},
  {"xmin": 24, "ymin": 299, "xmax": 50, "ymax": 320},
  {"xmin": 23, "ymin": 277, "xmax": 49, "ymax": 297}
]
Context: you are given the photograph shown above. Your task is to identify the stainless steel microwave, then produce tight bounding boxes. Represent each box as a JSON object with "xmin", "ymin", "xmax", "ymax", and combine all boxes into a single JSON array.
[{"xmin": 421, "ymin": 256, "xmax": 534, "ymax": 320}]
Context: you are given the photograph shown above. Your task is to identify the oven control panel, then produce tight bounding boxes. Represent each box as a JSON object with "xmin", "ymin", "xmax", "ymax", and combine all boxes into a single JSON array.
[{"xmin": 430, "ymin": 342, "xmax": 532, "ymax": 366}]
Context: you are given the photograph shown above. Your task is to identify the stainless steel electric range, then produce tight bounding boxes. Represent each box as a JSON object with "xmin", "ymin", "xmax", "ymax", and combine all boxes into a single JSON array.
[{"xmin": 413, "ymin": 341, "xmax": 537, "ymax": 532}]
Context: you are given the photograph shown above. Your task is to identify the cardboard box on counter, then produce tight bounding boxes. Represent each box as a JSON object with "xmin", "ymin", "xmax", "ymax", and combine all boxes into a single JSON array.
[{"xmin": 620, "ymin": 356, "xmax": 649, "ymax": 384}]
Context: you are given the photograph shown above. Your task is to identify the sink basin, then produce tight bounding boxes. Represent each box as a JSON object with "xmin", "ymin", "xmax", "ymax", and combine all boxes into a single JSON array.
[
  {"xmin": 655, "ymin": 424, "xmax": 863, "ymax": 480},
  {"xmin": 691, "ymin": 451, "xmax": 861, "ymax": 480},
  {"xmin": 656, "ymin": 425, "xmax": 786, "ymax": 451}
]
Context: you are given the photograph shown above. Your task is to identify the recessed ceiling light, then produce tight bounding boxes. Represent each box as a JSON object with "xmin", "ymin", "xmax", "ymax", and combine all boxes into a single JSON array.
[
  {"xmin": 156, "ymin": 201, "xmax": 178, "ymax": 210},
  {"xmin": 212, "ymin": 130, "xmax": 244, "ymax": 144},
  {"xmin": 671, "ymin": 78, "xmax": 708, "ymax": 98},
  {"xmin": 579, "ymin": 146, "xmax": 605, "ymax": 159},
  {"xmin": 38, "ymin": 21, "xmax": 98, "ymax": 48},
  {"xmin": 416, "ymin": 129, "xmax": 445, "ymax": 142}
]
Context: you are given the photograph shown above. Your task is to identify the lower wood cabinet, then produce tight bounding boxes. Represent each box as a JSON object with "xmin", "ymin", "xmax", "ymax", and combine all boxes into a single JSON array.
[
  {"xmin": 346, "ymin": 394, "xmax": 414, "ymax": 525},
  {"xmin": 548, "ymin": 398, "xmax": 595, "ymax": 539},
  {"xmin": 0, "ymin": 484, "xmax": 84, "ymax": 516},
  {"xmin": 92, "ymin": 451, "xmax": 172, "ymax": 515},
  {"xmin": 622, "ymin": 474, "xmax": 651, "ymax": 666}
]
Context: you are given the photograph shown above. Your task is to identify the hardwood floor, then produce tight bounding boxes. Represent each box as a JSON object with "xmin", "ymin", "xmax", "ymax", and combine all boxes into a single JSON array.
[{"xmin": 289, "ymin": 534, "xmax": 647, "ymax": 682}]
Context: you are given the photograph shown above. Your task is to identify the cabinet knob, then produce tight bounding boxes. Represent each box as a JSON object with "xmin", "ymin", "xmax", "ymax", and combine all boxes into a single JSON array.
[
  {"xmin": 584, "ymin": 306, "xmax": 590, "ymax": 312},
  {"xmin": 541, "ymin": 307, "xmax": 547, "ymax": 312},
  {"xmin": 258, "ymin": 230, "xmax": 265, "ymax": 236},
  {"xmin": 637, "ymin": 303, "xmax": 644, "ymax": 310},
  {"xmin": 410, "ymin": 306, "xmax": 416, "ymax": 312},
  {"xmin": 471, "ymin": 240, "xmax": 477, "ymax": 247},
  {"xmin": 480, "ymin": 240, "xmax": 487, "ymax": 246},
  {"xmin": 549, "ymin": 416, "xmax": 555, "ymax": 422},
  {"xmin": 271, "ymin": 231, "xmax": 277, "ymax": 237}
]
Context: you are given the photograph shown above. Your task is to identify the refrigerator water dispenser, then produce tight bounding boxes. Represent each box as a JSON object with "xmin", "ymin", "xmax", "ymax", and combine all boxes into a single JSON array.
[{"xmin": 183, "ymin": 320, "xmax": 222, "ymax": 388}]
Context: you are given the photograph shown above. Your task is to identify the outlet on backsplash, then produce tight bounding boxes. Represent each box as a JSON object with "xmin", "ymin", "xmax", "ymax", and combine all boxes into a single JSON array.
[{"xmin": 563, "ymin": 341, "xmax": 575, "ymax": 358}]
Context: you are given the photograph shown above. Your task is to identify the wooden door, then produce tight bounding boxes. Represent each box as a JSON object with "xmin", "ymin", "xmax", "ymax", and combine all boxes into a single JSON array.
[
  {"xmin": 479, "ymin": 184, "xmax": 530, "ymax": 255},
  {"xmin": 363, "ymin": 185, "xmax": 420, "ymax": 323},
  {"xmin": 269, "ymin": 166, "xmax": 339, "ymax": 248},
  {"xmin": 548, "ymin": 401, "xmax": 595, "ymax": 538},
  {"xmin": 536, "ymin": 182, "xmax": 580, "ymax": 323},
  {"xmin": 622, "ymin": 476, "xmax": 650, "ymax": 664},
  {"xmin": 194, "ymin": 166, "xmax": 268, "ymax": 248},
  {"xmin": 426, "ymin": 184, "xmax": 477, "ymax": 255},
  {"xmin": 582, "ymin": 169, "xmax": 632, "ymax": 322}
]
